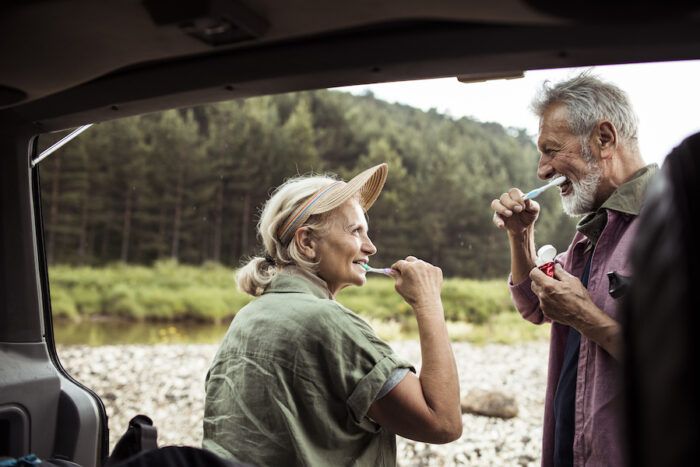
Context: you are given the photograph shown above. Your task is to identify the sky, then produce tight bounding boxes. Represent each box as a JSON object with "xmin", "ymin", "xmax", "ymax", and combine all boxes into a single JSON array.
[{"xmin": 338, "ymin": 59, "xmax": 700, "ymax": 167}]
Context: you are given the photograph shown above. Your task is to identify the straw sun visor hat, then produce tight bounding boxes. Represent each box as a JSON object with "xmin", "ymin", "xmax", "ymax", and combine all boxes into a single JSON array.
[{"xmin": 277, "ymin": 163, "xmax": 388, "ymax": 244}]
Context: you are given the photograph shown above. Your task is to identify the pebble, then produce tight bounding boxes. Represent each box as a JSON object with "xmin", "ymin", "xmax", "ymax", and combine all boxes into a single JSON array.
[{"xmin": 57, "ymin": 340, "xmax": 548, "ymax": 466}]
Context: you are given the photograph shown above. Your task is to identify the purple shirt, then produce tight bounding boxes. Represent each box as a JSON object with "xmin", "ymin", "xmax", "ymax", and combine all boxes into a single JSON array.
[{"xmin": 510, "ymin": 209, "xmax": 639, "ymax": 467}]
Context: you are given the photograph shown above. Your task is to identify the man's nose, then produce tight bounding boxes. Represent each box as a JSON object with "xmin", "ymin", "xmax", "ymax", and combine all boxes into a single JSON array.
[{"xmin": 537, "ymin": 155, "xmax": 555, "ymax": 181}]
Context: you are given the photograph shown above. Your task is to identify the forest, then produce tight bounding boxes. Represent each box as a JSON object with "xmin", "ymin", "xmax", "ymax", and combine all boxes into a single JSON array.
[{"xmin": 38, "ymin": 89, "xmax": 577, "ymax": 278}]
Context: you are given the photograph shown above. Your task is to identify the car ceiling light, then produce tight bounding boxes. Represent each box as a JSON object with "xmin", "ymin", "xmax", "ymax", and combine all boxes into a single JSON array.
[
  {"xmin": 31, "ymin": 124, "xmax": 93, "ymax": 168},
  {"xmin": 143, "ymin": 0, "xmax": 268, "ymax": 46}
]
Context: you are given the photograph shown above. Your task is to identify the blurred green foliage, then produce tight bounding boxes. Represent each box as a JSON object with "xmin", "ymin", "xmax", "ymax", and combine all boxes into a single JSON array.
[
  {"xmin": 50, "ymin": 262, "xmax": 515, "ymax": 324},
  {"xmin": 39, "ymin": 90, "xmax": 578, "ymax": 278},
  {"xmin": 49, "ymin": 261, "xmax": 254, "ymax": 323},
  {"xmin": 50, "ymin": 263, "xmax": 551, "ymax": 345}
]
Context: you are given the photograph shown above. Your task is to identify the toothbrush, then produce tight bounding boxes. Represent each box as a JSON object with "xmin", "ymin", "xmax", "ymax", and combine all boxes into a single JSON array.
[
  {"xmin": 523, "ymin": 176, "xmax": 567, "ymax": 200},
  {"xmin": 360, "ymin": 263, "xmax": 392, "ymax": 275}
]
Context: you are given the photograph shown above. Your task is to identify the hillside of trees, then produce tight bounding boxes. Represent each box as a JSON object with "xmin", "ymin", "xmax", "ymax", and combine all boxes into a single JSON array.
[{"xmin": 38, "ymin": 89, "xmax": 577, "ymax": 278}]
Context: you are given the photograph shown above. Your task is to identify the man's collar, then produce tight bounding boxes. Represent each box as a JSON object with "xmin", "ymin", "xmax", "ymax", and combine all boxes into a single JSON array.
[
  {"xmin": 576, "ymin": 163, "xmax": 658, "ymax": 245},
  {"xmin": 598, "ymin": 163, "xmax": 659, "ymax": 216}
]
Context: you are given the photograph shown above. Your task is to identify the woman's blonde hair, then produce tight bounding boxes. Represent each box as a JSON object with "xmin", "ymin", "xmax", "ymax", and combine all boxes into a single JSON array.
[{"xmin": 236, "ymin": 174, "xmax": 339, "ymax": 296}]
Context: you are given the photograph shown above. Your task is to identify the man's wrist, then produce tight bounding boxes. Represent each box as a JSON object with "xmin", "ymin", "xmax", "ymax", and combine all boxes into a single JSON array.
[{"xmin": 508, "ymin": 227, "xmax": 536, "ymax": 257}]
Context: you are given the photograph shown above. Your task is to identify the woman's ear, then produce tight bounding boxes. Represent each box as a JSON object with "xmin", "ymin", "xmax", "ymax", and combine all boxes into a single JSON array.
[{"xmin": 294, "ymin": 227, "xmax": 317, "ymax": 260}]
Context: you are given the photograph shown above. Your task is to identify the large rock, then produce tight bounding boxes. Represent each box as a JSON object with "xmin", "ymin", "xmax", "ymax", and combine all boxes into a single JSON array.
[{"xmin": 461, "ymin": 389, "xmax": 519, "ymax": 419}]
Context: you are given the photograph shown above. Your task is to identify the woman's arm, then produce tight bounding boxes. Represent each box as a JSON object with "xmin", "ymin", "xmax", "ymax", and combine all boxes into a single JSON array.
[{"xmin": 367, "ymin": 257, "xmax": 462, "ymax": 444}]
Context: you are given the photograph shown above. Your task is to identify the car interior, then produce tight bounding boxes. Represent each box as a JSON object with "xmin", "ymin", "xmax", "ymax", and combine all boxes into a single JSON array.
[{"xmin": 2, "ymin": 1, "xmax": 700, "ymax": 466}]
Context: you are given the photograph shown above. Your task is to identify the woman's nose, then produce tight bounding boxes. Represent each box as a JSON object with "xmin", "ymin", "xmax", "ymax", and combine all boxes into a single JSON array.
[{"xmin": 363, "ymin": 236, "xmax": 377, "ymax": 256}]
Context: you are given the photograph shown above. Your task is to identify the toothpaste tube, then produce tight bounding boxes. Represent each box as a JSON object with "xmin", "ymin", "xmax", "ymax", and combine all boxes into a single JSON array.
[{"xmin": 535, "ymin": 244, "xmax": 557, "ymax": 278}]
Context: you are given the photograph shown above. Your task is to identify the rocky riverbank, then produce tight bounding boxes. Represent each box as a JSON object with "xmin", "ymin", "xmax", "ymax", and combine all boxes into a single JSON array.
[{"xmin": 57, "ymin": 340, "xmax": 548, "ymax": 466}]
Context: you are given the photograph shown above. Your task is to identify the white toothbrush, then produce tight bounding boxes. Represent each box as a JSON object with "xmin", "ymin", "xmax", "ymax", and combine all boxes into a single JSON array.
[
  {"xmin": 523, "ymin": 176, "xmax": 567, "ymax": 200},
  {"xmin": 360, "ymin": 263, "xmax": 392, "ymax": 275}
]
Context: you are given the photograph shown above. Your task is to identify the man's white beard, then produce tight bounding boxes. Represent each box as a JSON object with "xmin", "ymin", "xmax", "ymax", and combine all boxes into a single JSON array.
[{"xmin": 561, "ymin": 154, "xmax": 603, "ymax": 216}]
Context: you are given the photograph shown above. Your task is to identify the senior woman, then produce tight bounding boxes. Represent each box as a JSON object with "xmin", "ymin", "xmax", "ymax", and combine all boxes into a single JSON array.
[{"xmin": 203, "ymin": 163, "xmax": 461, "ymax": 466}]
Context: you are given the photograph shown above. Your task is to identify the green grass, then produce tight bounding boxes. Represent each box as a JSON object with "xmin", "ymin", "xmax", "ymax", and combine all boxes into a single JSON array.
[
  {"xmin": 48, "ymin": 261, "xmax": 550, "ymax": 343},
  {"xmin": 49, "ymin": 260, "xmax": 254, "ymax": 324},
  {"xmin": 365, "ymin": 312, "xmax": 550, "ymax": 344}
]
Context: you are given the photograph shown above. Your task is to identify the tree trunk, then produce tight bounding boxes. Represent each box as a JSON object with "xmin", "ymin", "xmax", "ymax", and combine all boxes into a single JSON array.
[
  {"xmin": 240, "ymin": 191, "xmax": 251, "ymax": 256},
  {"xmin": 100, "ymin": 224, "xmax": 110, "ymax": 259},
  {"xmin": 171, "ymin": 166, "xmax": 184, "ymax": 259},
  {"xmin": 78, "ymin": 192, "xmax": 89, "ymax": 259},
  {"xmin": 157, "ymin": 200, "xmax": 167, "ymax": 259},
  {"xmin": 230, "ymin": 229, "xmax": 239, "ymax": 266},
  {"xmin": 88, "ymin": 227, "xmax": 96, "ymax": 260},
  {"xmin": 120, "ymin": 185, "xmax": 133, "ymax": 263},
  {"xmin": 487, "ymin": 231, "xmax": 495, "ymax": 275},
  {"xmin": 431, "ymin": 218, "xmax": 441, "ymax": 266},
  {"xmin": 47, "ymin": 154, "xmax": 62, "ymax": 264},
  {"xmin": 212, "ymin": 169, "xmax": 224, "ymax": 263}
]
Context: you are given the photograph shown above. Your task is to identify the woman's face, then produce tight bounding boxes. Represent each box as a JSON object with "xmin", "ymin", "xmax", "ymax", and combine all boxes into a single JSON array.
[{"xmin": 314, "ymin": 198, "xmax": 377, "ymax": 296}]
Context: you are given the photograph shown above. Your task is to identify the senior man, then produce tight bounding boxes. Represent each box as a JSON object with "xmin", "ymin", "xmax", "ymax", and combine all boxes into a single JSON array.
[{"xmin": 491, "ymin": 73, "xmax": 657, "ymax": 466}]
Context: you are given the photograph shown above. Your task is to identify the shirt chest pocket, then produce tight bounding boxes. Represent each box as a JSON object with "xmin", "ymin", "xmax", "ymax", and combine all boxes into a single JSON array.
[{"xmin": 595, "ymin": 259, "xmax": 633, "ymax": 321}]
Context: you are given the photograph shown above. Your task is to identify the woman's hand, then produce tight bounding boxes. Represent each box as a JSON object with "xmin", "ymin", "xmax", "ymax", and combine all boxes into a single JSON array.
[
  {"xmin": 368, "ymin": 256, "xmax": 462, "ymax": 443},
  {"xmin": 390, "ymin": 256, "xmax": 443, "ymax": 311}
]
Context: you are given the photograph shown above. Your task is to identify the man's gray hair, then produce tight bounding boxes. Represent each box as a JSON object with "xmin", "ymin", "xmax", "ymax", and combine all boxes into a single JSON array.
[{"xmin": 531, "ymin": 72, "xmax": 639, "ymax": 145}]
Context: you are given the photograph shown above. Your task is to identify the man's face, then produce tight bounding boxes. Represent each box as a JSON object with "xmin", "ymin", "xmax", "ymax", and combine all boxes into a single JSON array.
[{"xmin": 536, "ymin": 103, "xmax": 603, "ymax": 216}]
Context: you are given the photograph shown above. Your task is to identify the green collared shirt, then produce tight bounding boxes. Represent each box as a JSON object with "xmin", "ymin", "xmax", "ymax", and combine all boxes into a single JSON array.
[
  {"xmin": 203, "ymin": 270, "xmax": 414, "ymax": 467},
  {"xmin": 577, "ymin": 164, "xmax": 659, "ymax": 248}
]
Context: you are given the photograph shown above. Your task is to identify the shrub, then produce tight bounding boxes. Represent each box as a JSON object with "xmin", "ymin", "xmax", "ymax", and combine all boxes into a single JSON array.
[
  {"xmin": 181, "ymin": 287, "xmax": 230, "ymax": 323},
  {"xmin": 137, "ymin": 287, "xmax": 186, "ymax": 320},
  {"xmin": 104, "ymin": 284, "xmax": 145, "ymax": 319},
  {"xmin": 49, "ymin": 287, "xmax": 79, "ymax": 320},
  {"xmin": 70, "ymin": 284, "xmax": 104, "ymax": 316},
  {"xmin": 48, "ymin": 263, "xmax": 517, "ymax": 327}
]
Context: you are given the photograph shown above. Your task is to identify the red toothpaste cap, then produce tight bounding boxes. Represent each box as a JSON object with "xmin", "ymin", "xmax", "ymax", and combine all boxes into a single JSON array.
[
  {"xmin": 538, "ymin": 262, "xmax": 555, "ymax": 278},
  {"xmin": 536, "ymin": 244, "xmax": 557, "ymax": 278}
]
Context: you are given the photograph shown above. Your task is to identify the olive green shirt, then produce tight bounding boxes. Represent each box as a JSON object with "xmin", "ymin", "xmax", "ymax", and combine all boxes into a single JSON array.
[{"xmin": 203, "ymin": 269, "xmax": 415, "ymax": 467}]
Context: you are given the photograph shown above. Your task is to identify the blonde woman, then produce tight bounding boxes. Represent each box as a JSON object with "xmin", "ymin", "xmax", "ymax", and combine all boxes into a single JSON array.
[{"xmin": 203, "ymin": 163, "xmax": 461, "ymax": 466}]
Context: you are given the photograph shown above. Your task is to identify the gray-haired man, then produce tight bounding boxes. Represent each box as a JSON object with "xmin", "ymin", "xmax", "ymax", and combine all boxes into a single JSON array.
[{"xmin": 491, "ymin": 73, "xmax": 657, "ymax": 466}]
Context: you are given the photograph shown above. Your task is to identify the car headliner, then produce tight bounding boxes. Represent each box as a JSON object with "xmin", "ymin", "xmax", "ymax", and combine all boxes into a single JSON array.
[{"xmin": 1, "ymin": 0, "xmax": 700, "ymax": 132}]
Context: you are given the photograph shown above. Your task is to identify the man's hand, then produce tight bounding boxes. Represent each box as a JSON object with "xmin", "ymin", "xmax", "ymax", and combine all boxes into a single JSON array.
[
  {"xmin": 529, "ymin": 263, "xmax": 595, "ymax": 328},
  {"xmin": 492, "ymin": 188, "xmax": 541, "ymax": 284},
  {"xmin": 491, "ymin": 188, "xmax": 540, "ymax": 235},
  {"xmin": 530, "ymin": 263, "xmax": 622, "ymax": 360}
]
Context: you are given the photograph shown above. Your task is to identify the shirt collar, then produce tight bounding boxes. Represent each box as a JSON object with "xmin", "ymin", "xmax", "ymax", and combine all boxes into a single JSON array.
[
  {"xmin": 263, "ymin": 265, "xmax": 334, "ymax": 300},
  {"xmin": 577, "ymin": 163, "xmax": 658, "ymax": 246},
  {"xmin": 598, "ymin": 163, "xmax": 659, "ymax": 216}
]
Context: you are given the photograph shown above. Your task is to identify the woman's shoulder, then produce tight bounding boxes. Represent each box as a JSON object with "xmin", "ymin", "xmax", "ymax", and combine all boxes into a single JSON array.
[{"xmin": 256, "ymin": 290, "xmax": 379, "ymax": 339}]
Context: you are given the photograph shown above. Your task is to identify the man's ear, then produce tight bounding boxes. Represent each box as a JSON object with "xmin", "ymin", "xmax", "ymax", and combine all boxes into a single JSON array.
[
  {"xmin": 294, "ymin": 227, "xmax": 317, "ymax": 260},
  {"xmin": 595, "ymin": 120, "xmax": 618, "ymax": 159}
]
